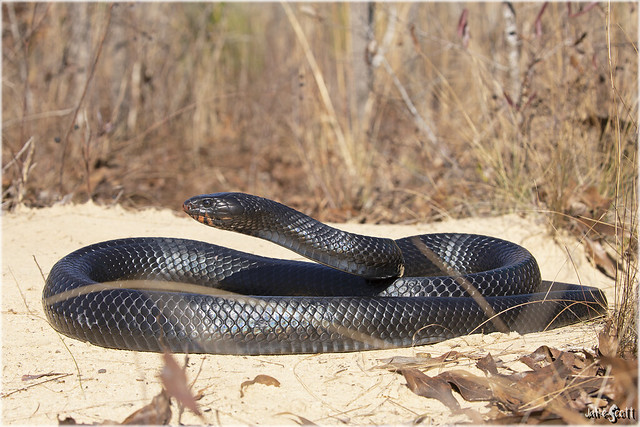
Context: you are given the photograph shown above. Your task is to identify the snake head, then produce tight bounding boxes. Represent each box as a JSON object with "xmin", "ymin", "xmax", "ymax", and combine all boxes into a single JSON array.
[{"xmin": 183, "ymin": 193, "xmax": 246, "ymax": 228}]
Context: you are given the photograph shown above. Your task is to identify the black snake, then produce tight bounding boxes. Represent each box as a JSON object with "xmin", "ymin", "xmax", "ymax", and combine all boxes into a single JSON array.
[{"xmin": 43, "ymin": 192, "xmax": 607, "ymax": 354}]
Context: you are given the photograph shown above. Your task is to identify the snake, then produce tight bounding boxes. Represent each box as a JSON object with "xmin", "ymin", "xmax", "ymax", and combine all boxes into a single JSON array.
[{"xmin": 43, "ymin": 192, "xmax": 607, "ymax": 355}]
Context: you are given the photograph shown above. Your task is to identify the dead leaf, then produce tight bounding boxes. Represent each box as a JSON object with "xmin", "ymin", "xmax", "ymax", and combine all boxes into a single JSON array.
[
  {"xmin": 121, "ymin": 389, "xmax": 172, "ymax": 425},
  {"xmin": 598, "ymin": 323, "xmax": 620, "ymax": 358},
  {"xmin": 375, "ymin": 355, "xmax": 430, "ymax": 369},
  {"xmin": 574, "ymin": 215, "xmax": 629, "ymax": 239},
  {"xmin": 390, "ymin": 346, "xmax": 637, "ymax": 424},
  {"xmin": 438, "ymin": 370, "xmax": 494, "ymax": 401},
  {"xmin": 476, "ymin": 353, "xmax": 499, "ymax": 375},
  {"xmin": 565, "ymin": 377, "xmax": 609, "ymax": 401},
  {"xmin": 193, "ymin": 388, "xmax": 206, "ymax": 401},
  {"xmin": 600, "ymin": 356, "xmax": 638, "ymax": 408},
  {"xmin": 377, "ymin": 351, "xmax": 462, "ymax": 370},
  {"xmin": 584, "ymin": 237, "xmax": 618, "ymax": 278},
  {"xmin": 486, "ymin": 376, "xmax": 524, "ymax": 413},
  {"xmin": 519, "ymin": 357, "xmax": 572, "ymax": 393},
  {"xmin": 160, "ymin": 351, "xmax": 201, "ymax": 416},
  {"xmin": 240, "ymin": 374, "xmax": 281, "ymax": 398},
  {"xmin": 581, "ymin": 186, "xmax": 612, "ymax": 213},
  {"xmin": 400, "ymin": 368, "xmax": 460, "ymax": 411},
  {"xmin": 566, "ymin": 184, "xmax": 611, "ymax": 217},
  {"xmin": 559, "ymin": 350, "xmax": 586, "ymax": 371},
  {"xmin": 518, "ymin": 345, "xmax": 555, "ymax": 371}
]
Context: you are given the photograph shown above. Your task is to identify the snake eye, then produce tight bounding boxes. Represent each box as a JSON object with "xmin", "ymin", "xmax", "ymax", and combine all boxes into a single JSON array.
[{"xmin": 201, "ymin": 199, "xmax": 213, "ymax": 208}]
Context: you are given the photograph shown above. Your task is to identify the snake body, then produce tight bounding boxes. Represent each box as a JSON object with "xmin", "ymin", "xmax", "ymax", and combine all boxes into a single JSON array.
[{"xmin": 43, "ymin": 193, "xmax": 607, "ymax": 354}]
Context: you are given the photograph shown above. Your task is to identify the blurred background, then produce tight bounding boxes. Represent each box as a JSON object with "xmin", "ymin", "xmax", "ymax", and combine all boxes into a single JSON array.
[{"xmin": 2, "ymin": 2, "xmax": 637, "ymax": 229}]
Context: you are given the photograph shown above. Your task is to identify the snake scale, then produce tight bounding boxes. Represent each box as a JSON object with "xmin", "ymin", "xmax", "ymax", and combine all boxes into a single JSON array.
[{"xmin": 43, "ymin": 192, "xmax": 607, "ymax": 354}]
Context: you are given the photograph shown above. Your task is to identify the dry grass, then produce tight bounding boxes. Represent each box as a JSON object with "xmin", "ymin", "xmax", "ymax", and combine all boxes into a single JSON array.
[
  {"xmin": 2, "ymin": 3, "xmax": 637, "ymax": 352},
  {"xmin": 3, "ymin": 3, "xmax": 635, "ymax": 218}
]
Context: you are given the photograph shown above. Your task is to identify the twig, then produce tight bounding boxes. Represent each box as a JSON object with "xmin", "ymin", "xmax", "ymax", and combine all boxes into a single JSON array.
[
  {"xmin": 568, "ymin": 2, "xmax": 599, "ymax": 19},
  {"xmin": 1, "ymin": 373, "xmax": 72, "ymax": 398},
  {"xmin": 4, "ymin": 136, "xmax": 36, "ymax": 205},
  {"xmin": 58, "ymin": 3, "xmax": 113, "ymax": 193},
  {"xmin": 281, "ymin": 2, "xmax": 355, "ymax": 177},
  {"xmin": 534, "ymin": 3, "xmax": 548, "ymax": 38},
  {"xmin": 6, "ymin": 3, "xmax": 35, "ymax": 148},
  {"xmin": 2, "ymin": 107, "xmax": 75, "ymax": 128},
  {"xmin": 380, "ymin": 56, "xmax": 438, "ymax": 146},
  {"xmin": 120, "ymin": 102, "xmax": 198, "ymax": 146},
  {"xmin": 409, "ymin": 236, "xmax": 510, "ymax": 334},
  {"xmin": 284, "ymin": 118, "xmax": 338, "ymax": 209},
  {"xmin": 378, "ymin": 55, "xmax": 458, "ymax": 169},
  {"xmin": 374, "ymin": 10, "xmax": 459, "ymax": 168},
  {"xmin": 3, "ymin": 136, "xmax": 34, "ymax": 173},
  {"xmin": 81, "ymin": 110, "xmax": 94, "ymax": 198},
  {"xmin": 503, "ymin": 2, "xmax": 521, "ymax": 108},
  {"xmin": 368, "ymin": 6, "xmax": 430, "ymax": 135}
]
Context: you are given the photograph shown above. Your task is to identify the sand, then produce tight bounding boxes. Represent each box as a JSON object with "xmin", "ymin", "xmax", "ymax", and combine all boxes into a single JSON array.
[{"xmin": 2, "ymin": 203, "xmax": 614, "ymax": 425}]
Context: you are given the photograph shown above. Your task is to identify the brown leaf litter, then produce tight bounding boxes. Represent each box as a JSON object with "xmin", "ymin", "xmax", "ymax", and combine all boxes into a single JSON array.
[{"xmin": 388, "ymin": 344, "xmax": 638, "ymax": 424}]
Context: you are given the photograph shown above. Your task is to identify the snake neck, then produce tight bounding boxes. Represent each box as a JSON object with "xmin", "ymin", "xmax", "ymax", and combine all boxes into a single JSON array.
[{"xmin": 184, "ymin": 193, "xmax": 405, "ymax": 279}]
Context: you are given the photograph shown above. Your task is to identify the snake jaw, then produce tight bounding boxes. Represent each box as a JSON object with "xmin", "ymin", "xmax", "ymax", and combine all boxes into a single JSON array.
[{"xmin": 183, "ymin": 193, "xmax": 246, "ymax": 226}]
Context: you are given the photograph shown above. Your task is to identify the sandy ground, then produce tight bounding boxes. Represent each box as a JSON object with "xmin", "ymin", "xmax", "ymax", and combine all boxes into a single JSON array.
[{"xmin": 2, "ymin": 203, "xmax": 614, "ymax": 425}]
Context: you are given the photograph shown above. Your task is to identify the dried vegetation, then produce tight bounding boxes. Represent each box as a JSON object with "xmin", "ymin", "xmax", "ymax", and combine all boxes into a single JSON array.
[
  {"xmin": 2, "ymin": 2, "xmax": 638, "ymax": 422},
  {"xmin": 382, "ymin": 342, "xmax": 637, "ymax": 423},
  {"xmin": 3, "ymin": 3, "xmax": 635, "ymax": 219}
]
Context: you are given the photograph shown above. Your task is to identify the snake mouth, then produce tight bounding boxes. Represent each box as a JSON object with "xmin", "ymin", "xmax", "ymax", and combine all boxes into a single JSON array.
[
  {"xmin": 189, "ymin": 213, "xmax": 215, "ymax": 226},
  {"xmin": 183, "ymin": 193, "xmax": 245, "ymax": 226},
  {"xmin": 183, "ymin": 203, "xmax": 231, "ymax": 226}
]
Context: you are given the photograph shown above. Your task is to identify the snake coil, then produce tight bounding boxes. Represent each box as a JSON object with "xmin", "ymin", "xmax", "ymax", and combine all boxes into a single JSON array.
[{"xmin": 43, "ymin": 192, "xmax": 607, "ymax": 354}]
